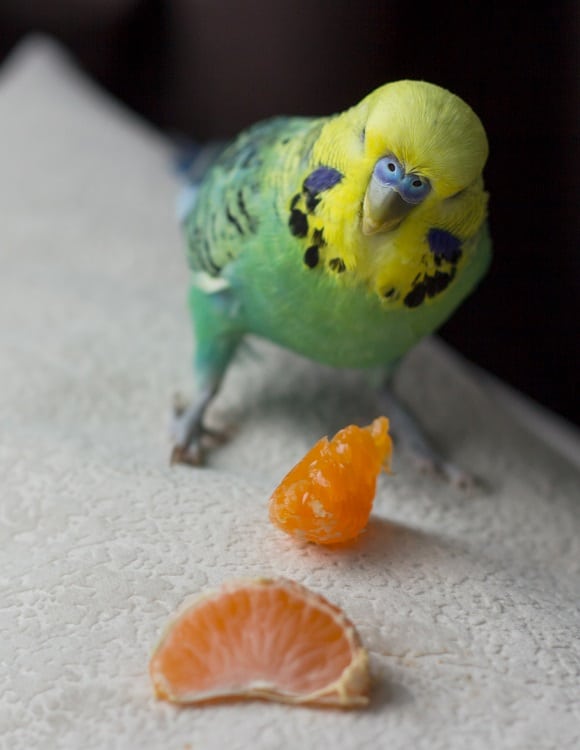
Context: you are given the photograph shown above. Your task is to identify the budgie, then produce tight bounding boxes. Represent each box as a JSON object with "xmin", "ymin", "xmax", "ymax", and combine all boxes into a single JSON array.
[{"xmin": 172, "ymin": 80, "xmax": 490, "ymax": 485}]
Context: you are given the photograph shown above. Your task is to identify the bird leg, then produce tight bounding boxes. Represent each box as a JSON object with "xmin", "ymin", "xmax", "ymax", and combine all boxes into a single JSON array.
[
  {"xmin": 171, "ymin": 283, "xmax": 244, "ymax": 466},
  {"xmin": 170, "ymin": 383, "xmax": 224, "ymax": 466},
  {"xmin": 378, "ymin": 383, "xmax": 474, "ymax": 489}
]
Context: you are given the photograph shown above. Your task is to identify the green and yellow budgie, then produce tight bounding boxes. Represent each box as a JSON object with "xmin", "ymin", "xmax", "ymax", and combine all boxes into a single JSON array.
[{"xmin": 172, "ymin": 80, "xmax": 490, "ymax": 485}]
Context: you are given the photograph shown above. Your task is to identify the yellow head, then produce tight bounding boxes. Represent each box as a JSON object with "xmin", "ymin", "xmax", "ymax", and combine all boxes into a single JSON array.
[{"xmin": 363, "ymin": 80, "xmax": 488, "ymax": 197}]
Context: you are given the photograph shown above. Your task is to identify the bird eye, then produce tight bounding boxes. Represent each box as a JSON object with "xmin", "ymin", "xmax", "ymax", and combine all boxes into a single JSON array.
[{"xmin": 401, "ymin": 173, "xmax": 431, "ymax": 203}]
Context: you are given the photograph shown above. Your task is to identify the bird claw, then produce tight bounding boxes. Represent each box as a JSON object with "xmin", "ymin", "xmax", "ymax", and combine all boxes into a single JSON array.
[
  {"xmin": 170, "ymin": 422, "xmax": 206, "ymax": 467},
  {"xmin": 170, "ymin": 441, "xmax": 205, "ymax": 467},
  {"xmin": 378, "ymin": 385, "xmax": 478, "ymax": 491},
  {"xmin": 413, "ymin": 453, "xmax": 476, "ymax": 491},
  {"xmin": 170, "ymin": 392, "xmax": 229, "ymax": 467}
]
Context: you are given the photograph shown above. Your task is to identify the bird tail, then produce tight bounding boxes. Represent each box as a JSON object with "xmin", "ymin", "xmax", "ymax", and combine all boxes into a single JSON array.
[{"xmin": 174, "ymin": 139, "xmax": 227, "ymax": 223}]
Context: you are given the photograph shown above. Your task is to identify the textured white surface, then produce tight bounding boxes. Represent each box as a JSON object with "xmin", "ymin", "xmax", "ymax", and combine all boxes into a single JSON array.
[{"xmin": 1, "ymin": 37, "xmax": 579, "ymax": 750}]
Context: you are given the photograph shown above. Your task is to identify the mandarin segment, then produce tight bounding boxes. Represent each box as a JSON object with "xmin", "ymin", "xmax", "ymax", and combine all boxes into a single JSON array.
[
  {"xmin": 149, "ymin": 578, "xmax": 370, "ymax": 707},
  {"xmin": 269, "ymin": 417, "xmax": 392, "ymax": 544}
]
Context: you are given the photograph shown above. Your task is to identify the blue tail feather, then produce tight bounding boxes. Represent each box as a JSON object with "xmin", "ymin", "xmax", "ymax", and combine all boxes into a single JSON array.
[{"xmin": 173, "ymin": 139, "xmax": 227, "ymax": 223}]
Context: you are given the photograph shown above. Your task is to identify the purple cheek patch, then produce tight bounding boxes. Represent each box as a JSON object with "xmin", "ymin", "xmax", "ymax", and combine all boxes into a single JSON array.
[
  {"xmin": 303, "ymin": 167, "xmax": 344, "ymax": 194},
  {"xmin": 427, "ymin": 228, "xmax": 462, "ymax": 264}
]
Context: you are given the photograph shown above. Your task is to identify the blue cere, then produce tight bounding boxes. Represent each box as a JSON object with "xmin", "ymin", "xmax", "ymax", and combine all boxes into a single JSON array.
[
  {"xmin": 374, "ymin": 155, "xmax": 404, "ymax": 186},
  {"xmin": 400, "ymin": 173, "xmax": 431, "ymax": 204},
  {"xmin": 303, "ymin": 167, "xmax": 344, "ymax": 194},
  {"xmin": 427, "ymin": 228, "xmax": 462, "ymax": 263},
  {"xmin": 374, "ymin": 156, "xmax": 431, "ymax": 204}
]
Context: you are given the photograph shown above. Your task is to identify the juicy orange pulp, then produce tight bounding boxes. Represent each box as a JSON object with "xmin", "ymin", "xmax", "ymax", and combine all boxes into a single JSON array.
[
  {"xmin": 269, "ymin": 417, "xmax": 392, "ymax": 545},
  {"xmin": 149, "ymin": 578, "xmax": 369, "ymax": 707}
]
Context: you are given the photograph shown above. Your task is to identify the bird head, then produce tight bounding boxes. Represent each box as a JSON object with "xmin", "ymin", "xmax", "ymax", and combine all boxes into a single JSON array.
[{"xmin": 358, "ymin": 80, "xmax": 488, "ymax": 235}]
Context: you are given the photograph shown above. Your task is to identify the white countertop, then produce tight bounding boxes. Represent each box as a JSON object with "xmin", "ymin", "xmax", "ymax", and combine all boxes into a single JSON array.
[{"xmin": 1, "ymin": 37, "xmax": 578, "ymax": 750}]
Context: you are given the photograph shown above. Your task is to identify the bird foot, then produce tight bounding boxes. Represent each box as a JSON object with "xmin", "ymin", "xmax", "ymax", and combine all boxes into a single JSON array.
[
  {"xmin": 378, "ymin": 386, "xmax": 476, "ymax": 490},
  {"xmin": 412, "ymin": 452, "xmax": 475, "ymax": 491},
  {"xmin": 170, "ymin": 441, "xmax": 205, "ymax": 467},
  {"xmin": 170, "ymin": 392, "xmax": 227, "ymax": 467}
]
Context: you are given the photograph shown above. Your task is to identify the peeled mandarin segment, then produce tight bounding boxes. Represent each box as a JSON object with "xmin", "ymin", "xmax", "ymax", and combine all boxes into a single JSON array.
[
  {"xmin": 149, "ymin": 578, "xmax": 370, "ymax": 707},
  {"xmin": 269, "ymin": 417, "xmax": 392, "ymax": 544}
]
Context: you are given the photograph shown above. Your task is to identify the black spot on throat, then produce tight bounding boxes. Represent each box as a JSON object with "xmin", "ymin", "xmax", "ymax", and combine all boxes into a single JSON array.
[
  {"xmin": 304, "ymin": 245, "xmax": 319, "ymax": 268},
  {"xmin": 403, "ymin": 285, "xmax": 426, "ymax": 308},
  {"xmin": 311, "ymin": 228, "xmax": 327, "ymax": 247},
  {"xmin": 289, "ymin": 208, "xmax": 309, "ymax": 237},
  {"xmin": 329, "ymin": 258, "xmax": 346, "ymax": 273},
  {"xmin": 403, "ymin": 269, "xmax": 456, "ymax": 308},
  {"xmin": 305, "ymin": 190, "xmax": 321, "ymax": 213},
  {"xmin": 424, "ymin": 270, "xmax": 456, "ymax": 296}
]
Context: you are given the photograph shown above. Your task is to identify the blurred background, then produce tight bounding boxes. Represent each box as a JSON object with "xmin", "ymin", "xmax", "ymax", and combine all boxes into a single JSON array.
[{"xmin": 0, "ymin": 0, "xmax": 578, "ymax": 426}]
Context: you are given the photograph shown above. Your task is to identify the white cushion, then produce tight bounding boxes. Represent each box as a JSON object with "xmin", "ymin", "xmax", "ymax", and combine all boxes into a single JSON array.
[{"xmin": 1, "ymin": 36, "xmax": 579, "ymax": 749}]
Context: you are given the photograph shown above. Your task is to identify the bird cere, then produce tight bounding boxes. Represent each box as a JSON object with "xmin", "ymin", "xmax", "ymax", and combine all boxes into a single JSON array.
[{"xmin": 171, "ymin": 79, "xmax": 490, "ymax": 479}]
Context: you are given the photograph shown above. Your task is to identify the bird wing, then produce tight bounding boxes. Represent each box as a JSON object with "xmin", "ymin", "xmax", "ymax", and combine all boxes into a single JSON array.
[{"xmin": 182, "ymin": 116, "xmax": 320, "ymax": 281}]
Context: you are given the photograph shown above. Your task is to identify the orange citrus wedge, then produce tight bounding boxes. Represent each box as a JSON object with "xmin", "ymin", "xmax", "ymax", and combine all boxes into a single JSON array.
[
  {"xmin": 149, "ymin": 578, "xmax": 369, "ymax": 707},
  {"xmin": 269, "ymin": 417, "xmax": 392, "ymax": 544}
]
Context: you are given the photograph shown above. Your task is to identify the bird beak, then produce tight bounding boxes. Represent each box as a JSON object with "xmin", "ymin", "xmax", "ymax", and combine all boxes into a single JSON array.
[{"xmin": 362, "ymin": 180, "xmax": 416, "ymax": 235}]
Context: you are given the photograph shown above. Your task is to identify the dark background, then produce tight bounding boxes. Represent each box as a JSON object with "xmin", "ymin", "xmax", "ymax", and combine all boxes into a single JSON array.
[{"xmin": 1, "ymin": 1, "xmax": 578, "ymax": 426}]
